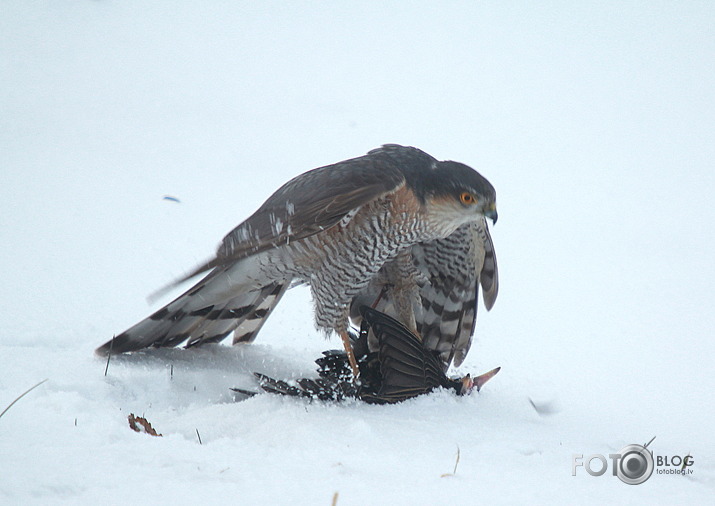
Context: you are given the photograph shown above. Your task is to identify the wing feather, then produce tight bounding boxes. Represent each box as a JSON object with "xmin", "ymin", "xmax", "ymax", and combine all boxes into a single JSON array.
[
  {"xmin": 413, "ymin": 219, "xmax": 498, "ymax": 369},
  {"xmin": 479, "ymin": 225, "xmax": 499, "ymax": 310},
  {"xmin": 158, "ymin": 154, "xmax": 406, "ymax": 291}
]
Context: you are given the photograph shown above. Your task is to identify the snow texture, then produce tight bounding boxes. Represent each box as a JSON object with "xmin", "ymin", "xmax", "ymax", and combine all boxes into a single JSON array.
[{"xmin": 1, "ymin": 2, "xmax": 714, "ymax": 504}]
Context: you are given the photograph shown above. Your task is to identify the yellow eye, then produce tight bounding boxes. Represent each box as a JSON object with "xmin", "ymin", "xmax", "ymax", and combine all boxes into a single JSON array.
[{"xmin": 459, "ymin": 192, "xmax": 477, "ymax": 205}]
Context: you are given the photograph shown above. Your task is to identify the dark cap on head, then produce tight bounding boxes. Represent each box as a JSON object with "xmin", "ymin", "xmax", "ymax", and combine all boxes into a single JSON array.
[{"xmin": 369, "ymin": 144, "xmax": 496, "ymax": 204}]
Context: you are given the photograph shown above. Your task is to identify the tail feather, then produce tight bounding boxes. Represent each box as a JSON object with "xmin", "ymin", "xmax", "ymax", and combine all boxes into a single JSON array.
[
  {"xmin": 232, "ymin": 283, "xmax": 289, "ymax": 344},
  {"xmin": 186, "ymin": 282, "xmax": 289, "ymax": 347},
  {"xmin": 96, "ymin": 270, "xmax": 290, "ymax": 355},
  {"xmin": 417, "ymin": 280, "xmax": 477, "ymax": 371}
]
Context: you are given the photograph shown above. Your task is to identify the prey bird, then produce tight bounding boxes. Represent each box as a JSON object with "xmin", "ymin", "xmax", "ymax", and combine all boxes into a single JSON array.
[
  {"xmin": 96, "ymin": 144, "xmax": 499, "ymax": 376},
  {"xmin": 245, "ymin": 306, "xmax": 501, "ymax": 404}
]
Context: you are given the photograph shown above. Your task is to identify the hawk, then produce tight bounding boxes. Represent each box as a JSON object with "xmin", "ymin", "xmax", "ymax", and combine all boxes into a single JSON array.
[{"xmin": 97, "ymin": 145, "xmax": 498, "ymax": 375}]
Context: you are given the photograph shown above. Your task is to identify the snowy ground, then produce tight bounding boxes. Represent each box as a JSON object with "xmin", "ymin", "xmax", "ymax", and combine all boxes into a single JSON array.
[{"xmin": 2, "ymin": 2, "xmax": 714, "ymax": 504}]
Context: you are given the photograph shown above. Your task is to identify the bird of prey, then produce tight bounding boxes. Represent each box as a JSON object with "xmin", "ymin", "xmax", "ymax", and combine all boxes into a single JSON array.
[
  {"xmin": 244, "ymin": 306, "xmax": 501, "ymax": 404},
  {"xmin": 96, "ymin": 144, "xmax": 498, "ymax": 376}
]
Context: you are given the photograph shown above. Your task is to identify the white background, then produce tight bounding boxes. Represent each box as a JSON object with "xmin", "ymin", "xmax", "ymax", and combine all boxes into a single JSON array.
[{"xmin": 1, "ymin": 2, "xmax": 713, "ymax": 504}]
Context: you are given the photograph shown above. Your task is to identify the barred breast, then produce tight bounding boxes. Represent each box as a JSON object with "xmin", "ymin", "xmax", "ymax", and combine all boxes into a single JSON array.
[{"xmin": 258, "ymin": 185, "xmax": 432, "ymax": 333}]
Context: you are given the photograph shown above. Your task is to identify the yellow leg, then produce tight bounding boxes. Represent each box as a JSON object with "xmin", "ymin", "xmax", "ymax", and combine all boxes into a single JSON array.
[
  {"xmin": 371, "ymin": 285, "xmax": 390, "ymax": 309},
  {"xmin": 340, "ymin": 330, "xmax": 360, "ymax": 379}
]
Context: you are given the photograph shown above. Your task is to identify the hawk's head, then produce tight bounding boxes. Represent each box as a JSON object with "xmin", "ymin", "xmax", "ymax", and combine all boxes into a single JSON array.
[
  {"xmin": 419, "ymin": 160, "xmax": 498, "ymax": 232},
  {"xmin": 368, "ymin": 144, "xmax": 497, "ymax": 232}
]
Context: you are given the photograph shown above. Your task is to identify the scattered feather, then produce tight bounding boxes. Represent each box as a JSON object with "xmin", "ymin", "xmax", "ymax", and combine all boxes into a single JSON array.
[{"xmin": 529, "ymin": 398, "xmax": 560, "ymax": 416}]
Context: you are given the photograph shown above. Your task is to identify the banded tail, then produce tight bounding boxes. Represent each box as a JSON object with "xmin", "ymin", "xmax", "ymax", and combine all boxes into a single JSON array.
[{"xmin": 96, "ymin": 271, "xmax": 289, "ymax": 355}]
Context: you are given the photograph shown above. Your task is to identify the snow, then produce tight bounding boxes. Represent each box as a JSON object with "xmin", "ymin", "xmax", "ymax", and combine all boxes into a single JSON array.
[{"xmin": 1, "ymin": 1, "xmax": 714, "ymax": 504}]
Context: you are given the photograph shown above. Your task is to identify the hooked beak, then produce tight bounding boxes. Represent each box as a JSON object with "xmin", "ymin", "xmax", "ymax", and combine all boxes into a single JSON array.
[{"xmin": 484, "ymin": 203, "xmax": 498, "ymax": 225}]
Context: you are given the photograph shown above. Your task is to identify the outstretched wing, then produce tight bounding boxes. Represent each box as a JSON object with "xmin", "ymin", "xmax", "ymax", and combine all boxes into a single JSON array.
[
  {"xmin": 413, "ymin": 219, "xmax": 498, "ymax": 370},
  {"xmin": 359, "ymin": 306, "xmax": 446, "ymax": 403},
  {"xmin": 157, "ymin": 151, "xmax": 407, "ymax": 292},
  {"xmin": 99, "ymin": 150, "xmax": 407, "ymax": 355}
]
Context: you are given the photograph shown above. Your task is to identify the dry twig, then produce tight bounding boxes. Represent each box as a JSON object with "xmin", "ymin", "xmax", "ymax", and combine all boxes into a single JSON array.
[
  {"xmin": 0, "ymin": 379, "xmax": 48, "ymax": 420},
  {"xmin": 440, "ymin": 446, "xmax": 461, "ymax": 477}
]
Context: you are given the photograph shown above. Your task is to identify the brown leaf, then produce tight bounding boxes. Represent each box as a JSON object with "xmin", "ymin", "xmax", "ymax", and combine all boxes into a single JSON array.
[{"xmin": 128, "ymin": 413, "xmax": 162, "ymax": 437}]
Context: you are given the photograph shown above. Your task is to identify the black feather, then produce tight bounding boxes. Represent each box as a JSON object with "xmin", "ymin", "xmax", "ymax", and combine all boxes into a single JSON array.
[{"xmin": 251, "ymin": 306, "xmax": 468, "ymax": 404}]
